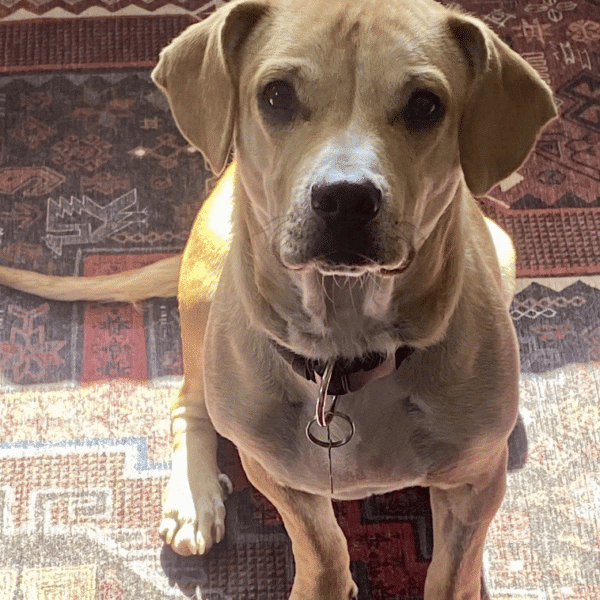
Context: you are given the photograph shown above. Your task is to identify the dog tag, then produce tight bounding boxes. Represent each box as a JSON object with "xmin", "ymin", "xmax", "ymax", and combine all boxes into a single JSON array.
[
  {"xmin": 306, "ymin": 359, "xmax": 355, "ymax": 494},
  {"xmin": 306, "ymin": 407, "xmax": 354, "ymax": 495}
]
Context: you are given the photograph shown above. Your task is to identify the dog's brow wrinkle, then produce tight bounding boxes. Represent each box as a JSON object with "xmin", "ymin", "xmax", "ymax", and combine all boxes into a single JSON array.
[
  {"xmin": 259, "ymin": 59, "xmax": 316, "ymax": 81},
  {"xmin": 328, "ymin": 13, "xmax": 361, "ymax": 44}
]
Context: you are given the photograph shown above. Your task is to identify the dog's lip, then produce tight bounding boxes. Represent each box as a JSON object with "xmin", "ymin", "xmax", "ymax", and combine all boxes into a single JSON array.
[
  {"xmin": 311, "ymin": 249, "xmax": 378, "ymax": 276},
  {"xmin": 316, "ymin": 262, "xmax": 372, "ymax": 276},
  {"xmin": 279, "ymin": 239, "xmax": 415, "ymax": 276},
  {"xmin": 283, "ymin": 251, "xmax": 415, "ymax": 277},
  {"xmin": 380, "ymin": 244, "xmax": 416, "ymax": 275},
  {"xmin": 280, "ymin": 254, "xmax": 375, "ymax": 276},
  {"xmin": 315, "ymin": 243, "xmax": 416, "ymax": 276},
  {"xmin": 320, "ymin": 250, "xmax": 373, "ymax": 266}
]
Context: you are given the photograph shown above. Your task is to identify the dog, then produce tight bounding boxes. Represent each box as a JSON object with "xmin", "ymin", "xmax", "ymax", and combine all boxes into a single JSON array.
[{"xmin": 0, "ymin": 0, "xmax": 556, "ymax": 598}]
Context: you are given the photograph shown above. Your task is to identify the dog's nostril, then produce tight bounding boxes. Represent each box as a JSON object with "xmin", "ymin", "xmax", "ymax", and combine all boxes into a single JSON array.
[
  {"xmin": 316, "ymin": 193, "xmax": 339, "ymax": 216},
  {"xmin": 311, "ymin": 182, "xmax": 381, "ymax": 224}
]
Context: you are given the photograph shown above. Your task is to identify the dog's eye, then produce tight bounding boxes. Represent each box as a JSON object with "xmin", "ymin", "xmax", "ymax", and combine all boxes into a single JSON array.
[
  {"xmin": 259, "ymin": 80, "xmax": 299, "ymax": 123},
  {"xmin": 402, "ymin": 90, "xmax": 445, "ymax": 130}
]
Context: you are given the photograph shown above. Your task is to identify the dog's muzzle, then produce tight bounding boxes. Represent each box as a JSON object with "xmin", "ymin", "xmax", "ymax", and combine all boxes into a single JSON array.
[{"xmin": 305, "ymin": 180, "xmax": 414, "ymax": 274}]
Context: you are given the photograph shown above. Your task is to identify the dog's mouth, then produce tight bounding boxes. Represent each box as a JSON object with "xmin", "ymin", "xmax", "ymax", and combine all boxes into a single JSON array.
[
  {"xmin": 283, "ymin": 244, "xmax": 415, "ymax": 277},
  {"xmin": 279, "ymin": 214, "xmax": 416, "ymax": 277},
  {"xmin": 317, "ymin": 251, "xmax": 375, "ymax": 274}
]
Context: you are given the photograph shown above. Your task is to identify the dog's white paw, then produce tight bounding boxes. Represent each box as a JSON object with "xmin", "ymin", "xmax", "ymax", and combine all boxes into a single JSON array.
[{"xmin": 160, "ymin": 472, "xmax": 232, "ymax": 556}]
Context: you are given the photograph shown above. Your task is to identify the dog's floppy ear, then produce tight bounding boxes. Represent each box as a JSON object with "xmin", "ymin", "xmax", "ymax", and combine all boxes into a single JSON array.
[
  {"xmin": 152, "ymin": 0, "xmax": 269, "ymax": 174},
  {"xmin": 449, "ymin": 14, "xmax": 557, "ymax": 196}
]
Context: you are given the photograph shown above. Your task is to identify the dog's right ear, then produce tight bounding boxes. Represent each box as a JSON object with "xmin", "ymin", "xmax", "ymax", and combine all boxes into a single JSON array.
[{"xmin": 152, "ymin": 0, "xmax": 269, "ymax": 175}]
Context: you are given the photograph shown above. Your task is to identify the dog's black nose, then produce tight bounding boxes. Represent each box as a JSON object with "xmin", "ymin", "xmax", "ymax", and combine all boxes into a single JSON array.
[{"xmin": 311, "ymin": 181, "xmax": 381, "ymax": 225}]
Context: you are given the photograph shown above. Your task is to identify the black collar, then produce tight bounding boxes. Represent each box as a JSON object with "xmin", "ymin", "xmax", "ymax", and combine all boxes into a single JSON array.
[{"xmin": 273, "ymin": 343, "xmax": 414, "ymax": 395}]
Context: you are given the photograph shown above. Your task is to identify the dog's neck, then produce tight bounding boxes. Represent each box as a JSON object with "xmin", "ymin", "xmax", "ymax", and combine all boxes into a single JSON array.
[{"xmin": 231, "ymin": 178, "xmax": 466, "ymax": 361}]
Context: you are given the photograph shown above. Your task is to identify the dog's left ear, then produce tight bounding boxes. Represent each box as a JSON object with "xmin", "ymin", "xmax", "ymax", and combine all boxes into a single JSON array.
[
  {"xmin": 152, "ymin": 0, "xmax": 270, "ymax": 174},
  {"xmin": 449, "ymin": 14, "xmax": 557, "ymax": 196}
]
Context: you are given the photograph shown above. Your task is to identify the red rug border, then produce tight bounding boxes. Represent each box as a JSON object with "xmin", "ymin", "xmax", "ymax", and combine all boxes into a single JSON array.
[{"xmin": 0, "ymin": 14, "xmax": 197, "ymax": 74}]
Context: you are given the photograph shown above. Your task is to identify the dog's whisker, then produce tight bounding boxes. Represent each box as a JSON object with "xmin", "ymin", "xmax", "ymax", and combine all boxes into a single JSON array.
[
  {"xmin": 348, "ymin": 282, "xmax": 359, "ymax": 315},
  {"xmin": 359, "ymin": 274, "xmax": 368, "ymax": 292},
  {"xmin": 322, "ymin": 275, "xmax": 335, "ymax": 306},
  {"xmin": 249, "ymin": 215, "xmax": 287, "ymax": 241}
]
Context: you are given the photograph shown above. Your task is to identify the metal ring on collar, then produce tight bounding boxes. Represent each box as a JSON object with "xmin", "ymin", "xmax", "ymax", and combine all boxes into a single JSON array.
[{"xmin": 306, "ymin": 412, "xmax": 355, "ymax": 448}]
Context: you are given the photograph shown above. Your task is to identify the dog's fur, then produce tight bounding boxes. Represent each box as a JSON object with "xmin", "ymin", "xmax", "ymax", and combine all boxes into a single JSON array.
[{"xmin": 0, "ymin": 0, "xmax": 556, "ymax": 598}]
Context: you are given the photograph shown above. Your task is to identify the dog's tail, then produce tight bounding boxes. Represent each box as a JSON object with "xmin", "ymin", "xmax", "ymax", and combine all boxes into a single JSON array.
[{"xmin": 0, "ymin": 255, "xmax": 181, "ymax": 303}]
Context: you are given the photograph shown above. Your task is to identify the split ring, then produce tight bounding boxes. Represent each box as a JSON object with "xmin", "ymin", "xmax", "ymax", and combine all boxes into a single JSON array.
[{"xmin": 306, "ymin": 412, "xmax": 355, "ymax": 448}]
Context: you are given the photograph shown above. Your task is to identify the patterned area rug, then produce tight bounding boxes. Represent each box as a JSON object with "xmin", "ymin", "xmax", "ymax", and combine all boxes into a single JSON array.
[{"xmin": 1, "ymin": 1, "xmax": 599, "ymax": 599}]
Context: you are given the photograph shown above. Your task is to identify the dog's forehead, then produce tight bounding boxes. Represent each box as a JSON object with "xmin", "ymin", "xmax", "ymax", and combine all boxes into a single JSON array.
[
  {"xmin": 256, "ymin": 0, "xmax": 452, "ymax": 81},
  {"xmin": 268, "ymin": 0, "xmax": 447, "ymax": 43}
]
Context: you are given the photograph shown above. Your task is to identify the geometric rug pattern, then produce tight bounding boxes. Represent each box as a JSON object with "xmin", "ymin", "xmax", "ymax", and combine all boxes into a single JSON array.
[{"xmin": 1, "ymin": 0, "xmax": 600, "ymax": 599}]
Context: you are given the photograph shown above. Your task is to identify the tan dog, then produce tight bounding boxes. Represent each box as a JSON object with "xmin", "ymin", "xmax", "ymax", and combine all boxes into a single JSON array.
[{"xmin": 0, "ymin": 0, "xmax": 556, "ymax": 598}]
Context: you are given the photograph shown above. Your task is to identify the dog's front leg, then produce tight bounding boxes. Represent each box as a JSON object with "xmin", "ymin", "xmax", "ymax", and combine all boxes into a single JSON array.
[
  {"xmin": 240, "ymin": 451, "xmax": 358, "ymax": 600},
  {"xmin": 159, "ymin": 299, "xmax": 231, "ymax": 556},
  {"xmin": 425, "ymin": 447, "xmax": 508, "ymax": 599}
]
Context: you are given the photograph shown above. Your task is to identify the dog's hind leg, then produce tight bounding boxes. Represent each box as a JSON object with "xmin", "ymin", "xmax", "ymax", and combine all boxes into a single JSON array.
[
  {"xmin": 239, "ymin": 451, "xmax": 358, "ymax": 600},
  {"xmin": 425, "ymin": 447, "xmax": 508, "ymax": 600}
]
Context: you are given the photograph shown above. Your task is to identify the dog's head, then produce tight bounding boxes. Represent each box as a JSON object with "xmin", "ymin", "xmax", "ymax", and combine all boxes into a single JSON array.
[{"xmin": 153, "ymin": 0, "xmax": 556, "ymax": 279}]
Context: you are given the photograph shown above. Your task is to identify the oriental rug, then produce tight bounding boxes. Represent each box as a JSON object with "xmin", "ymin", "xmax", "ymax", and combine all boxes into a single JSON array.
[{"xmin": 1, "ymin": 1, "xmax": 599, "ymax": 599}]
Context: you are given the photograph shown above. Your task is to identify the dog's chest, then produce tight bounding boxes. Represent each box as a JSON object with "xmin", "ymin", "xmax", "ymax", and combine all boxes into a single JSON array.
[{"xmin": 207, "ymin": 369, "xmax": 434, "ymax": 500}]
